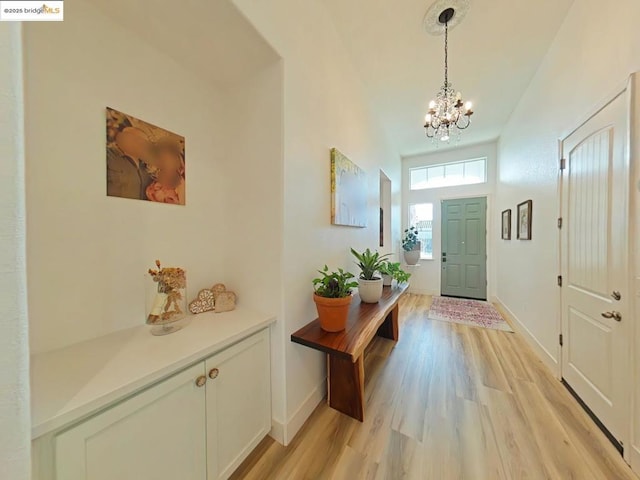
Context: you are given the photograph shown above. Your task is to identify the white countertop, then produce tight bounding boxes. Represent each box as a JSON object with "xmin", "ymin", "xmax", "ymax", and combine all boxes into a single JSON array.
[{"xmin": 30, "ymin": 308, "xmax": 275, "ymax": 439}]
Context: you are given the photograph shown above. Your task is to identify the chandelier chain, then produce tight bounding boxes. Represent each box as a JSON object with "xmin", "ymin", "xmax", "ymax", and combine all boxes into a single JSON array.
[{"xmin": 444, "ymin": 21, "xmax": 448, "ymax": 89}]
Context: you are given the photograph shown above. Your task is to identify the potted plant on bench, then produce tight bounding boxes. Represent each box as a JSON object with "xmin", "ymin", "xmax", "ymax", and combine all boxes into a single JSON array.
[
  {"xmin": 379, "ymin": 261, "xmax": 412, "ymax": 287},
  {"xmin": 402, "ymin": 226, "xmax": 421, "ymax": 266},
  {"xmin": 312, "ymin": 265, "xmax": 359, "ymax": 332},
  {"xmin": 350, "ymin": 248, "xmax": 390, "ymax": 303}
]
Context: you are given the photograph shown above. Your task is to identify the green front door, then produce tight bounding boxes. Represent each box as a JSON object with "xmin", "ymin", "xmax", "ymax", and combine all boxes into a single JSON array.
[{"xmin": 441, "ymin": 197, "xmax": 487, "ymax": 300}]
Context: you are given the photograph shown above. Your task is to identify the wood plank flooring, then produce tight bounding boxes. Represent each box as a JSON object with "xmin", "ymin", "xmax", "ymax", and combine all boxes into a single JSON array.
[{"xmin": 230, "ymin": 294, "xmax": 636, "ymax": 480}]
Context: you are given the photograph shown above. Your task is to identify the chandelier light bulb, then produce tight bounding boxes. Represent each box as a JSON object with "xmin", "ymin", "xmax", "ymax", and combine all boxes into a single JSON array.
[
  {"xmin": 425, "ymin": 113, "xmax": 432, "ymax": 123},
  {"xmin": 465, "ymin": 101, "xmax": 473, "ymax": 111},
  {"xmin": 429, "ymin": 100, "xmax": 436, "ymax": 109}
]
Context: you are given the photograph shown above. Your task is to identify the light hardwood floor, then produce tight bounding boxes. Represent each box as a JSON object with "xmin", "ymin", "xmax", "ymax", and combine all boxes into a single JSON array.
[{"xmin": 231, "ymin": 294, "xmax": 636, "ymax": 480}]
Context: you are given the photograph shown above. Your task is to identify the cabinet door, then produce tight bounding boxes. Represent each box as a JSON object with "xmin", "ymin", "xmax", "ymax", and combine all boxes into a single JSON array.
[
  {"xmin": 205, "ymin": 328, "xmax": 271, "ymax": 480},
  {"xmin": 55, "ymin": 363, "xmax": 207, "ymax": 480}
]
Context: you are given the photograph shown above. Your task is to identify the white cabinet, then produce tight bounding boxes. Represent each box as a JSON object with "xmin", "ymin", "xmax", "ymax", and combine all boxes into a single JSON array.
[
  {"xmin": 206, "ymin": 329, "xmax": 271, "ymax": 479},
  {"xmin": 55, "ymin": 363, "xmax": 207, "ymax": 480},
  {"xmin": 49, "ymin": 328, "xmax": 270, "ymax": 480}
]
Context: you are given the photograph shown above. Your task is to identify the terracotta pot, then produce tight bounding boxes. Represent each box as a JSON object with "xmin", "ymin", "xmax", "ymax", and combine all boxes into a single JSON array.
[
  {"xmin": 313, "ymin": 293, "xmax": 352, "ymax": 332},
  {"xmin": 358, "ymin": 277, "xmax": 384, "ymax": 303}
]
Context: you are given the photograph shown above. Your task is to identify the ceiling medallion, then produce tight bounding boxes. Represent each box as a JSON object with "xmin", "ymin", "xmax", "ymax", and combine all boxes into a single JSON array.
[{"xmin": 423, "ymin": 2, "xmax": 474, "ymax": 144}]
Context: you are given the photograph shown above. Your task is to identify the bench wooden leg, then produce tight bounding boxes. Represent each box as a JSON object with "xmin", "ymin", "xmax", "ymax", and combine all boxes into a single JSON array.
[
  {"xmin": 376, "ymin": 303, "xmax": 399, "ymax": 341},
  {"xmin": 327, "ymin": 354, "xmax": 365, "ymax": 422}
]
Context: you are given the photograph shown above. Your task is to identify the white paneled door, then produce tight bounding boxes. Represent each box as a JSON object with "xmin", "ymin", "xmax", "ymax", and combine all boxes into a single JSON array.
[{"xmin": 560, "ymin": 90, "xmax": 630, "ymax": 451}]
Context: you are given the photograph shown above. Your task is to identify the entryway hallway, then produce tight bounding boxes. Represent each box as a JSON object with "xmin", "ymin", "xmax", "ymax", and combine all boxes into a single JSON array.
[{"xmin": 231, "ymin": 294, "xmax": 634, "ymax": 479}]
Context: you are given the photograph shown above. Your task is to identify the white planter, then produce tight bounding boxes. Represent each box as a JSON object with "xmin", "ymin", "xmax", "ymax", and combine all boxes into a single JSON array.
[
  {"xmin": 358, "ymin": 278, "xmax": 383, "ymax": 303},
  {"xmin": 382, "ymin": 274, "xmax": 393, "ymax": 287},
  {"xmin": 403, "ymin": 249, "xmax": 420, "ymax": 266}
]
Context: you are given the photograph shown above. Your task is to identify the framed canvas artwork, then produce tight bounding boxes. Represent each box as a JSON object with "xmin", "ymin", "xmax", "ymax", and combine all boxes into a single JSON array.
[
  {"xmin": 330, "ymin": 148, "xmax": 367, "ymax": 227},
  {"xmin": 501, "ymin": 209, "xmax": 511, "ymax": 240},
  {"xmin": 517, "ymin": 200, "xmax": 532, "ymax": 240},
  {"xmin": 106, "ymin": 107, "xmax": 185, "ymax": 205}
]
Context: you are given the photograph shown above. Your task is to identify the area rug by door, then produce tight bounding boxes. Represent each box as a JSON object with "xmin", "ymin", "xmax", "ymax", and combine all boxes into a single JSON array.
[{"xmin": 428, "ymin": 296, "xmax": 514, "ymax": 332}]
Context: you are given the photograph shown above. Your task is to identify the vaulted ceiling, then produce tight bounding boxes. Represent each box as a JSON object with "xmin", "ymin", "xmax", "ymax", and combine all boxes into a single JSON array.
[{"xmin": 320, "ymin": 0, "xmax": 574, "ymax": 156}]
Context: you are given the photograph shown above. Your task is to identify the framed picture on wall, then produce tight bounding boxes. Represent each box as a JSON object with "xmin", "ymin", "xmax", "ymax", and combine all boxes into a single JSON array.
[
  {"xmin": 330, "ymin": 148, "xmax": 367, "ymax": 227},
  {"xmin": 501, "ymin": 209, "xmax": 511, "ymax": 240},
  {"xmin": 517, "ymin": 200, "xmax": 533, "ymax": 240},
  {"xmin": 106, "ymin": 107, "xmax": 185, "ymax": 205}
]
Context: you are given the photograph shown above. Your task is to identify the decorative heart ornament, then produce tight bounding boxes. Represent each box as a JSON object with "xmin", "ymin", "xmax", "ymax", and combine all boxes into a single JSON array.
[
  {"xmin": 188, "ymin": 289, "xmax": 216, "ymax": 314},
  {"xmin": 215, "ymin": 291, "xmax": 237, "ymax": 313},
  {"xmin": 210, "ymin": 283, "xmax": 237, "ymax": 313},
  {"xmin": 211, "ymin": 283, "xmax": 227, "ymax": 298}
]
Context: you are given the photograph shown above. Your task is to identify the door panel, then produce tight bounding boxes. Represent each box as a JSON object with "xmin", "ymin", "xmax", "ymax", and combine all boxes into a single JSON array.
[
  {"xmin": 561, "ymin": 91, "xmax": 629, "ymax": 446},
  {"xmin": 441, "ymin": 197, "xmax": 487, "ymax": 300},
  {"xmin": 206, "ymin": 329, "xmax": 271, "ymax": 480},
  {"xmin": 55, "ymin": 364, "xmax": 207, "ymax": 480}
]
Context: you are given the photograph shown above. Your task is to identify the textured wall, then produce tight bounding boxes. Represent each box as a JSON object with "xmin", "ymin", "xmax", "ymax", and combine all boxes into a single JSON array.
[
  {"xmin": 495, "ymin": 0, "xmax": 640, "ymax": 470},
  {"xmin": 0, "ymin": 22, "xmax": 31, "ymax": 480},
  {"xmin": 24, "ymin": 1, "xmax": 228, "ymax": 354},
  {"xmin": 496, "ymin": 0, "xmax": 640, "ymax": 369},
  {"xmin": 232, "ymin": 0, "xmax": 402, "ymax": 443}
]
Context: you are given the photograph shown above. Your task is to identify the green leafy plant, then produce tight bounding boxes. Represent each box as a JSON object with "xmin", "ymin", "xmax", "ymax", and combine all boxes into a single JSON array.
[
  {"xmin": 379, "ymin": 261, "xmax": 412, "ymax": 284},
  {"xmin": 402, "ymin": 226, "xmax": 420, "ymax": 252},
  {"xmin": 313, "ymin": 265, "xmax": 358, "ymax": 298},
  {"xmin": 350, "ymin": 248, "xmax": 391, "ymax": 280}
]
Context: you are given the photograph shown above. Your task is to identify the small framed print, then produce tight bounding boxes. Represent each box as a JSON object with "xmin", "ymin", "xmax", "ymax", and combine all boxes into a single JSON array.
[
  {"xmin": 501, "ymin": 209, "xmax": 511, "ymax": 240},
  {"xmin": 517, "ymin": 200, "xmax": 533, "ymax": 240}
]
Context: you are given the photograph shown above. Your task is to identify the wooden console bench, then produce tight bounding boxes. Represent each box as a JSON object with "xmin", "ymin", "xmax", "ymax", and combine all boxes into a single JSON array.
[{"xmin": 291, "ymin": 284, "xmax": 408, "ymax": 421}]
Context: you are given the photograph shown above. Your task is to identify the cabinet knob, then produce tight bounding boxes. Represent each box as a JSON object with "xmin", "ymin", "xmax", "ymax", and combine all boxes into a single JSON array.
[
  {"xmin": 195, "ymin": 375, "xmax": 207, "ymax": 387},
  {"xmin": 601, "ymin": 311, "xmax": 622, "ymax": 322},
  {"xmin": 208, "ymin": 368, "xmax": 219, "ymax": 379}
]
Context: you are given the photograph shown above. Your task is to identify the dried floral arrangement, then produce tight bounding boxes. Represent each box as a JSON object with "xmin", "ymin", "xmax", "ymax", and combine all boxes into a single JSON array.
[{"xmin": 147, "ymin": 259, "xmax": 186, "ymax": 324}]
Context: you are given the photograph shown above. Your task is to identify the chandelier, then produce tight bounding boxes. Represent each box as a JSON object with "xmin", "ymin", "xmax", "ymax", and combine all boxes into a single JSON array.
[{"xmin": 424, "ymin": 7, "xmax": 473, "ymax": 143}]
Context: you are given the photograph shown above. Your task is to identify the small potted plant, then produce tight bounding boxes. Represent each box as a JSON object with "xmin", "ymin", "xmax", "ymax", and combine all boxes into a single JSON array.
[
  {"xmin": 379, "ymin": 261, "xmax": 412, "ymax": 286},
  {"xmin": 350, "ymin": 248, "xmax": 391, "ymax": 303},
  {"xmin": 313, "ymin": 265, "xmax": 359, "ymax": 332},
  {"xmin": 402, "ymin": 226, "xmax": 421, "ymax": 266}
]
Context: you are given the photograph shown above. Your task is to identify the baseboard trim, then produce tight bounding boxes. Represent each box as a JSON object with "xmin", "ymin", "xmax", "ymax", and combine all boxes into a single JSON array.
[
  {"xmin": 280, "ymin": 380, "xmax": 326, "ymax": 446},
  {"xmin": 493, "ymin": 296, "xmax": 559, "ymax": 376},
  {"xmin": 630, "ymin": 444, "xmax": 640, "ymax": 476},
  {"xmin": 407, "ymin": 287, "xmax": 439, "ymax": 296},
  {"xmin": 269, "ymin": 419, "xmax": 285, "ymax": 445}
]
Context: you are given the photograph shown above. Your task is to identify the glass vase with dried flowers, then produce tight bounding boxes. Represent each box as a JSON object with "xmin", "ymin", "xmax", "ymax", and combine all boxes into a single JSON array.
[{"xmin": 146, "ymin": 260, "xmax": 187, "ymax": 336}]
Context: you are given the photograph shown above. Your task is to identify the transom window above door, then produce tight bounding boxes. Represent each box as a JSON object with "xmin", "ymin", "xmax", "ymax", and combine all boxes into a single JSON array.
[{"xmin": 410, "ymin": 157, "xmax": 487, "ymax": 190}]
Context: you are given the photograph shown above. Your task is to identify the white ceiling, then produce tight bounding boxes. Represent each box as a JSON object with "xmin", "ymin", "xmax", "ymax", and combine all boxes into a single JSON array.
[{"xmin": 320, "ymin": 0, "xmax": 574, "ymax": 157}]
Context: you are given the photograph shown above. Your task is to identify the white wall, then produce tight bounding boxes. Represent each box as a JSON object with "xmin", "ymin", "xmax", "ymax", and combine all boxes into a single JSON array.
[
  {"xmin": 23, "ymin": 0, "xmax": 400, "ymax": 447},
  {"xmin": 495, "ymin": 0, "xmax": 640, "ymax": 367},
  {"xmin": 494, "ymin": 0, "xmax": 640, "ymax": 470},
  {"xmin": 402, "ymin": 141, "xmax": 497, "ymax": 297},
  {"xmin": 220, "ymin": 61, "xmax": 286, "ymax": 435},
  {"xmin": 232, "ymin": 0, "xmax": 402, "ymax": 443},
  {"xmin": 0, "ymin": 23, "xmax": 31, "ymax": 480},
  {"xmin": 24, "ymin": 1, "xmax": 228, "ymax": 354},
  {"xmin": 631, "ymin": 73, "xmax": 640, "ymax": 475}
]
